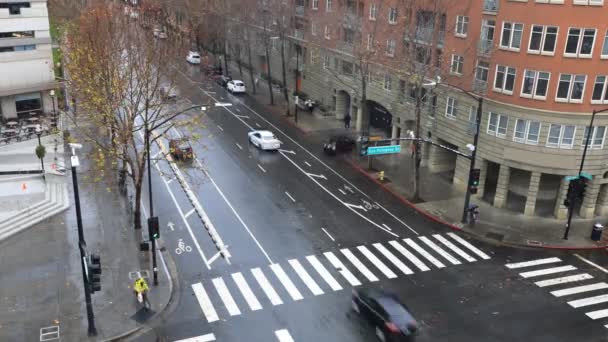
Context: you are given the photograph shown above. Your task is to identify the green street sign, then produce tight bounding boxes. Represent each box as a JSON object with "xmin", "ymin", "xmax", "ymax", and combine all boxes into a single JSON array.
[
  {"xmin": 367, "ymin": 145, "xmax": 401, "ymax": 156},
  {"xmin": 580, "ymin": 172, "xmax": 593, "ymax": 180},
  {"xmin": 565, "ymin": 175, "xmax": 579, "ymax": 181}
]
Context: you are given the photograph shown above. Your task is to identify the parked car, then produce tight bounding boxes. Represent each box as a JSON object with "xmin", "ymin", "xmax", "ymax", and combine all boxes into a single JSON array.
[
  {"xmin": 186, "ymin": 51, "xmax": 201, "ymax": 64},
  {"xmin": 323, "ymin": 135, "xmax": 355, "ymax": 155},
  {"xmin": 227, "ymin": 80, "xmax": 246, "ymax": 94},
  {"xmin": 153, "ymin": 28, "xmax": 168, "ymax": 39},
  {"xmin": 169, "ymin": 138, "xmax": 193, "ymax": 161},
  {"xmin": 160, "ymin": 85, "xmax": 179, "ymax": 100},
  {"xmin": 352, "ymin": 288, "xmax": 418, "ymax": 342},
  {"xmin": 216, "ymin": 75, "xmax": 232, "ymax": 87},
  {"xmin": 248, "ymin": 130, "xmax": 282, "ymax": 151}
]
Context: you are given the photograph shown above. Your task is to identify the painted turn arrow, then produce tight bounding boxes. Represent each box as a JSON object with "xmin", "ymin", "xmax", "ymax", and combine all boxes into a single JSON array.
[
  {"xmin": 279, "ymin": 149, "xmax": 296, "ymax": 155},
  {"xmin": 307, "ymin": 173, "xmax": 327, "ymax": 180},
  {"xmin": 167, "ymin": 221, "xmax": 175, "ymax": 231}
]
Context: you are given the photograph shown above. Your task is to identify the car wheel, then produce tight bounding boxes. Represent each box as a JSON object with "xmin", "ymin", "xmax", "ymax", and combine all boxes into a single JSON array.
[
  {"xmin": 351, "ymin": 299, "xmax": 360, "ymax": 314},
  {"xmin": 375, "ymin": 326, "xmax": 386, "ymax": 342}
]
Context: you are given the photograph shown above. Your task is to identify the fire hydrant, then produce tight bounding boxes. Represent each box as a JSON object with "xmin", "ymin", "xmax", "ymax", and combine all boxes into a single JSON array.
[{"xmin": 379, "ymin": 171, "xmax": 385, "ymax": 181}]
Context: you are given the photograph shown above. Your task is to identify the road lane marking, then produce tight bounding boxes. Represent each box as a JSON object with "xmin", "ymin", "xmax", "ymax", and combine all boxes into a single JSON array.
[
  {"xmin": 338, "ymin": 189, "xmax": 347, "ymax": 195},
  {"xmin": 324, "ymin": 251, "xmax": 361, "ymax": 287},
  {"xmin": 270, "ymin": 264, "xmax": 304, "ymax": 301},
  {"xmin": 587, "ymin": 308, "xmax": 608, "ymax": 320},
  {"xmin": 257, "ymin": 164, "xmax": 267, "ymax": 173},
  {"xmin": 568, "ymin": 293, "xmax": 608, "ymax": 308},
  {"xmin": 236, "ymin": 107, "xmax": 241, "ymax": 112},
  {"xmin": 285, "ymin": 191, "xmax": 296, "ymax": 202},
  {"xmin": 321, "ymin": 227, "xmax": 335, "ymax": 242},
  {"xmin": 432, "ymin": 234, "xmax": 476, "ymax": 262},
  {"xmin": 174, "ymin": 333, "xmax": 216, "ymax": 342},
  {"xmin": 389, "ymin": 241, "xmax": 430, "ymax": 272},
  {"xmin": 551, "ymin": 282, "xmax": 608, "ymax": 297},
  {"xmin": 340, "ymin": 248, "xmax": 379, "ymax": 282},
  {"xmin": 166, "ymin": 177, "xmax": 176, "ymax": 184},
  {"xmin": 289, "ymin": 259, "xmax": 324, "ymax": 296},
  {"xmin": 217, "ymin": 125, "xmax": 224, "ymax": 131},
  {"xmin": 306, "ymin": 255, "xmax": 343, "ymax": 291},
  {"xmin": 404, "ymin": 238, "xmax": 445, "ymax": 268},
  {"xmin": 212, "ymin": 277, "xmax": 241, "ymax": 316},
  {"xmin": 255, "ymin": 122, "xmax": 262, "ymax": 128},
  {"xmin": 236, "ymin": 142, "xmax": 243, "ymax": 150},
  {"xmin": 231, "ymin": 272, "xmax": 263, "ymax": 311},
  {"xmin": 274, "ymin": 329, "xmax": 295, "ymax": 342},
  {"xmin": 535, "ymin": 274, "xmax": 594, "ymax": 287},
  {"xmin": 373, "ymin": 243, "xmax": 413, "ymax": 275},
  {"xmin": 251, "ymin": 268, "xmax": 283, "ymax": 306},
  {"xmin": 185, "ymin": 208, "xmax": 196, "ymax": 219},
  {"xmin": 574, "ymin": 254, "xmax": 608, "ymax": 273},
  {"xmin": 375, "ymin": 201, "xmax": 418, "ymax": 235},
  {"xmin": 304, "ymin": 161, "xmax": 312, "ymax": 167},
  {"xmin": 505, "ymin": 257, "xmax": 562, "ymax": 269},
  {"xmin": 520, "ymin": 265, "xmax": 577, "ymax": 278},
  {"xmin": 358, "ymin": 246, "xmax": 397, "ymax": 279},
  {"xmin": 447, "ymin": 232, "xmax": 490, "ymax": 260},
  {"xmin": 382, "ymin": 223, "xmax": 392, "ymax": 231},
  {"xmin": 192, "ymin": 283, "xmax": 219, "ymax": 322},
  {"xmin": 419, "ymin": 236, "xmax": 461, "ymax": 265}
]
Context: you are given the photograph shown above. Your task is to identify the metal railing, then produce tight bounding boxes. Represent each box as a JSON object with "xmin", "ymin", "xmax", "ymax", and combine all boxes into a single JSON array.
[
  {"xmin": 477, "ymin": 39, "xmax": 493, "ymax": 56},
  {"xmin": 295, "ymin": 5, "xmax": 305, "ymax": 17},
  {"xmin": 483, "ymin": 0, "xmax": 499, "ymax": 12}
]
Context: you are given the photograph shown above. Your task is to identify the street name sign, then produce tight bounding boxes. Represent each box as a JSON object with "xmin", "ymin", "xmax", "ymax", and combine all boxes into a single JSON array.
[{"xmin": 367, "ymin": 145, "xmax": 401, "ymax": 156}]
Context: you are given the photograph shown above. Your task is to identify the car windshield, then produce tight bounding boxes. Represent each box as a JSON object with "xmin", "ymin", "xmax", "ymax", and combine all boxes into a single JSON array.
[
  {"xmin": 235, "ymin": 82, "xmax": 244, "ymax": 86},
  {"xmin": 263, "ymin": 136, "xmax": 276, "ymax": 141}
]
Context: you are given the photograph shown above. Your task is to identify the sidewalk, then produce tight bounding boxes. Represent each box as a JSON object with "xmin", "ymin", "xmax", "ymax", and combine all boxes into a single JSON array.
[
  {"xmin": 0, "ymin": 138, "xmax": 173, "ymax": 341},
  {"xmin": 222, "ymin": 59, "xmax": 608, "ymax": 250}
]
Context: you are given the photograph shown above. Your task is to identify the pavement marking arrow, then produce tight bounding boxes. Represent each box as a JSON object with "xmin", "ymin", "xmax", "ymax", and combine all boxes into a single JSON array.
[
  {"xmin": 214, "ymin": 102, "xmax": 233, "ymax": 107},
  {"xmin": 235, "ymin": 114, "xmax": 250, "ymax": 119},
  {"xmin": 278, "ymin": 149, "xmax": 296, "ymax": 155},
  {"xmin": 167, "ymin": 222, "xmax": 175, "ymax": 231},
  {"xmin": 344, "ymin": 203, "xmax": 367, "ymax": 211},
  {"xmin": 306, "ymin": 173, "xmax": 327, "ymax": 180}
]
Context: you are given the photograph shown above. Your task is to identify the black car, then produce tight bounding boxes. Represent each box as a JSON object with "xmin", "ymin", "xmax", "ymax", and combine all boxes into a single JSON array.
[
  {"xmin": 216, "ymin": 75, "xmax": 232, "ymax": 87},
  {"xmin": 352, "ymin": 288, "xmax": 418, "ymax": 342},
  {"xmin": 323, "ymin": 135, "xmax": 355, "ymax": 155}
]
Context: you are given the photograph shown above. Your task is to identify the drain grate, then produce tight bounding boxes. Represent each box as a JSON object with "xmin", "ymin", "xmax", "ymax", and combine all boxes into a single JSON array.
[{"xmin": 485, "ymin": 232, "xmax": 505, "ymax": 241}]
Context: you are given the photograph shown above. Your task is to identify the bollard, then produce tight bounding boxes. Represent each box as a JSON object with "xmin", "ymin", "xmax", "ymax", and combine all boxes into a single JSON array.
[{"xmin": 379, "ymin": 171, "xmax": 384, "ymax": 181}]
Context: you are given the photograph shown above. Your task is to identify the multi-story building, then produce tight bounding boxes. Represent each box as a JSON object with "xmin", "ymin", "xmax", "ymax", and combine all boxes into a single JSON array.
[{"xmin": 0, "ymin": 0, "xmax": 56, "ymax": 120}]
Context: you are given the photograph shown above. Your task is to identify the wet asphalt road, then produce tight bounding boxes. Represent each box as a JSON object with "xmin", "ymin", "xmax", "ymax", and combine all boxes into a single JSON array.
[{"xmin": 130, "ymin": 64, "xmax": 608, "ymax": 342}]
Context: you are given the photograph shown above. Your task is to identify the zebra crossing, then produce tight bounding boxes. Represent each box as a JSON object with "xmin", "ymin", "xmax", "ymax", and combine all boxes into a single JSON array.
[
  {"xmin": 506, "ymin": 256, "xmax": 608, "ymax": 328},
  {"xmin": 191, "ymin": 232, "xmax": 491, "ymax": 323}
]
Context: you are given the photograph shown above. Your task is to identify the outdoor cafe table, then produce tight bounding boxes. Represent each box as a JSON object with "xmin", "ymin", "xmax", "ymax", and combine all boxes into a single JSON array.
[
  {"xmin": 2, "ymin": 129, "xmax": 17, "ymax": 136},
  {"xmin": 6, "ymin": 121, "xmax": 17, "ymax": 127}
]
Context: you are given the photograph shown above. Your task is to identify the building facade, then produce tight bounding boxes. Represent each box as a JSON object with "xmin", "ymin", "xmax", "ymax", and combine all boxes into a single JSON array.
[{"xmin": 0, "ymin": 0, "xmax": 56, "ymax": 121}]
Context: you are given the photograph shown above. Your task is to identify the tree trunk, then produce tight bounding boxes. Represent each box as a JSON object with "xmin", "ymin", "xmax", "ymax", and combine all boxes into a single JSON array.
[
  {"xmin": 237, "ymin": 47, "xmax": 243, "ymax": 77},
  {"xmin": 265, "ymin": 46, "xmax": 274, "ymax": 105},
  {"xmin": 223, "ymin": 42, "xmax": 229, "ymax": 77},
  {"xmin": 133, "ymin": 175, "xmax": 143, "ymax": 230},
  {"xmin": 246, "ymin": 37, "xmax": 256, "ymax": 94},
  {"xmin": 279, "ymin": 36, "xmax": 289, "ymax": 114},
  {"xmin": 359, "ymin": 74, "xmax": 368, "ymax": 134},
  {"xmin": 412, "ymin": 87, "xmax": 422, "ymax": 202}
]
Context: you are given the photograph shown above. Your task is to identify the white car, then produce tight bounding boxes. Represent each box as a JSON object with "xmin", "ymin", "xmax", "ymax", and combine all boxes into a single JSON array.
[
  {"xmin": 227, "ymin": 80, "xmax": 246, "ymax": 94},
  {"xmin": 186, "ymin": 51, "xmax": 201, "ymax": 64},
  {"xmin": 248, "ymin": 130, "xmax": 282, "ymax": 151}
]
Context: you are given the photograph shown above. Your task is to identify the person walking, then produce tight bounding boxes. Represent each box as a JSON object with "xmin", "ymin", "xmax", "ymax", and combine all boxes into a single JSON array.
[
  {"xmin": 134, "ymin": 277, "xmax": 151, "ymax": 311},
  {"xmin": 344, "ymin": 113, "xmax": 351, "ymax": 128}
]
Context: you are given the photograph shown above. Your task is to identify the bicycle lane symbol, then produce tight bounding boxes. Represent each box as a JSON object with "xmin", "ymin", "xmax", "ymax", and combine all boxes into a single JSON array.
[{"xmin": 175, "ymin": 239, "xmax": 192, "ymax": 255}]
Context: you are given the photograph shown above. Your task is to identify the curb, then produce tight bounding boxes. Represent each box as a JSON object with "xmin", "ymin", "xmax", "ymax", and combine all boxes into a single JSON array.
[
  {"xmin": 279, "ymin": 114, "xmax": 311, "ymax": 136},
  {"xmin": 344, "ymin": 157, "xmax": 608, "ymax": 251}
]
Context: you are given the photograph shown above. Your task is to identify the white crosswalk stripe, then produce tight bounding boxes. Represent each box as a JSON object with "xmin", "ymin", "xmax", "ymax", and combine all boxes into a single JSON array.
[
  {"xmin": 274, "ymin": 329, "xmax": 295, "ymax": 342},
  {"xmin": 251, "ymin": 267, "xmax": 283, "ymax": 306},
  {"xmin": 419, "ymin": 236, "xmax": 461, "ymax": 265},
  {"xmin": 404, "ymin": 238, "xmax": 445, "ymax": 268},
  {"xmin": 212, "ymin": 277, "xmax": 241, "ymax": 316},
  {"xmin": 289, "ymin": 259, "xmax": 324, "ymax": 296},
  {"xmin": 520, "ymin": 265, "xmax": 577, "ymax": 278},
  {"xmin": 306, "ymin": 255, "xmax": 343, "ymax": 291},
  {"xmin": 341, "ymin": 248, "xmax": 379, "ymax": 282},
  {"xmin": 389, "ymin": 240, "xmax": 430, "ymax": 272},
  {"xmin": 373, "ymin": 243, "xmax": 413, "ymax": 275},
  {"xmin": 432, "ymin": 234, "xmax": 476, "ymax": 262},
  {"xmin": 231, "ymin": 272, "xmax": 263, "ymax": 311},
  {"xmin": 447, "ymin": 232, "xmax": 491, "ymax": 260},
  {"xmin": 587, "ymin": 308, "xmax": 608, "ymax": 320},
  {"xmin": 271, "ymin": 264, "xmax": 304, "ymax": 301},
  {"xmin": 534, "ymin": 274, "xmax": 594, "ymax": 287},
  {"xmin": 192, "ymin": 283, "xmax": 219, "ymax": 323},
  {"xmin": 505, "ymin": 257, "xmax": 562, "ymax": 269},
  {"xmin": 324, "ymin": 251, "xmax": 362, "ymax": 287},
  {"xmin": 551, "ymin": 283, "xmax": 608, "ymax": 297},
  {"xmin": 568, "ymin": 293, "xmax": 608, "ymax": 308},
  {"xmin": 358, "ymin": 245, "xmax": 397, "ymax": 279}
]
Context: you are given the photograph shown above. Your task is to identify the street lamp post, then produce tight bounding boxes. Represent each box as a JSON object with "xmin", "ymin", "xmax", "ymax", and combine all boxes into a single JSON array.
[
  {"xmin": 563, "ymin": 107, "xmax": 608, "ymax": 239},
  {"xmin": 461, "ymin": 97, "xmax": 483, "ymax": 224},
  {"xmin": 50, "ymin": 89, "xmax": 57, "ymax": 117},
  {"xmin": 35, "ymin": 124, "xmax": 45, "ymax": 180},
  {"xmin": 294, "ymin": 45, "xmax": 301, "ymax": 124}
]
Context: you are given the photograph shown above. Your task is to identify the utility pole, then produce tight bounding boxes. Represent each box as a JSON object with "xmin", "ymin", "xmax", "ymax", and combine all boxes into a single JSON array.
[
  {"xmin": 461, "ymin": 97, "xmax": 483, "ymax": 224},
  {"xmin": 145, "ymin": 123, "xmax": 159, "ymax": 286},
  {"xmin": 294, "ymin": 45, "xmax": 300, "ymax": 124}
]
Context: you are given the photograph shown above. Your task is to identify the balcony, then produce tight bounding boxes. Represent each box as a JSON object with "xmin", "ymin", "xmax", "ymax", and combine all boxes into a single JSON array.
[
  {"xmin": 477, "ymin": 39, "xmax": 493, "ymax": 56},
  {"xmin": 336, "ymin": 40, "xmax": 354, "ymax": 54},
  {"xmin": 342, "ymin": 12, "xmax": 362, "ymax": 30},
  {"xmin": 410, "ymin": 27, "xmax": 445, "ymax": 47},
  {"xmin": 295, "ymin": 5, "xmax": 305, "ymax": 17},
  {"xmin": 483, "ymin": 0, "xmax": 499, "ymax": 13},
  {"xmin": 473, "ymin": 79, "xmax": 488, "ymax": 94},
  {"xmin": 293, "ymin": 29, "xmax": 304, "ymax": 40}
]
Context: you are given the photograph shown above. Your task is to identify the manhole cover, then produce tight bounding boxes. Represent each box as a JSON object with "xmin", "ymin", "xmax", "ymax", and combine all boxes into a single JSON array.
[{"xmin": 486, "ymin": 232, "xmax": 504, "ymax": 241}]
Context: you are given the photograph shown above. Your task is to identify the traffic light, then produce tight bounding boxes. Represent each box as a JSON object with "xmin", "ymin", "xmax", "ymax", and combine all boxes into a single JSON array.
[
  {"xmin": 577, "ymin": 178, "xmax": 588, "ymax": 200},
  {"xmin": 469, "ymin": 168, "xmax": 481, "ymax": 194},
  {"xmin": 148, "ymin": 216, "xmax": 160, "ymax": 240},
  {"xmin": 564, "ymin": 178, "xmax": 588, "ymax": 207},
  {"xmin": 87, "ymin": 254, "xmax": 101, "ymax": 293},
  {"xmin": 360, "ymin": 137, "xmax": 369, "ymax": 156}
]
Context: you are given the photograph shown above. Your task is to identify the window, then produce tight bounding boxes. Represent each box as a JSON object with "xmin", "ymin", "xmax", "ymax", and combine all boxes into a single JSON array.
[
  {"xmin": 326, "ymin": 0, "xmax": 333, "ymax": 12},
  {"xmin": 547, "ymin": 124, "xmax": 576, "ymax": 148},
  {"xmin": 500, "ymin": 22, "xmax": 524, "ymax": 50},
  {"xmin": 556, "ymin": 74, "xmax": 586, "ymax": 103},
  {"xmin": 514, "ymin": 119, "xmax": 541, "ymax": 144},
  {"xmin": 386, "ymin": 39, "xmax": 396, "ymax": 56},
  {"xmin": 573, "ymin": 0, "xmax": 604, "ymax": 5},
  {"xmin": 15, "ymin": 92, "xmax": 41, "ymax": 113},
  {"xmin": 487, "ymin": 112, "xmax": 509, "ymax": 137},
  {"xmin": 369, "ymin": 3, "xmax": 377, "ymax": 20},
  {"xmin": 367, "ymin": 34, "xmax": 374, "ymax": 50},
  {"xmin": 0, "ymin": 31, "xmax": 35, "ymax": 39},
  {"xmin": 592, "ymin": 75, "xmax": 608, "ymax": 103},
  {"xmin": 445, "ymin": 97, "xmax": 457, "ymax": 118},
  {"xmin": 583, "ymin": 126, "xmax": 606, "ymax": 149},
  {"xmin": 342, "ymin": 61, "xmax": 353, "ymax": 76},
  {"xmin": 0, "ymin": 2, "xmax": 31, "ymax": 15},
  {"xmin": 311, "ymin": 22, "xmax": 317, "ymax": 35},
  {"xmin": 450, "ymin": 54, "xmax": 464, "ymax": 75},
  {"xmin": 455, "ymin": 16, "xmax": 469, "ymax": 37},
  {"xmin": 475, "ymin": 61, "xmax": 489, "ymax": 82},
  {"xmin": 602, "ymin": 31, "xmax": 608, "ymax": 58},
  {"xmin": 494, "ymin": 65, "xmax": 516, "ymax": 94},
  {"xmin": 310, "ymin": 50, "xmax": 318, "ymax": 65},
  {"xmin": 323, "ymin": 55, "xmax": 330, "ymax": 69},
  {"xmin": 535, "ymin": 0, "xmax": 565, "ymax": 3},
  {"xmin": 528, "ymin": 25, "xmax": 558, "ymax": 54},
  {"xmin": 0, "ymin": 45, "xmax": 36, "ymax": 53},
  {"xmin": 324, "ymin": 25, "xmax": 330, "ymax": 39},
  {"xmin": 468, "ymin": 106, "xmax": 478, "ymax": 133},
  {"xmin": 521, "ymin": 70, "xmax": 550, "ymax": 99},
  {"xmin": 312, "ymin": 0, "xmax": 319, "ymax": 9},
  {"xmin": 388, "ymin": 8, "xmax": 397, "ymax": 24},
  {"xmin": 383, "ymin": 73, "xmax": 392, "ymax": 91},
  {"xmin": 565, "ymin": 28, "xmax": 596, "ymax": 57}
]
